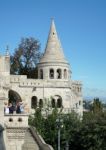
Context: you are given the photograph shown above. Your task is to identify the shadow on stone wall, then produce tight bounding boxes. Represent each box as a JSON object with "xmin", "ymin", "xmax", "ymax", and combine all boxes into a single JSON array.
[{"xmin": 0, "ymin": 125, "xmax": 6, "ymax": 150}]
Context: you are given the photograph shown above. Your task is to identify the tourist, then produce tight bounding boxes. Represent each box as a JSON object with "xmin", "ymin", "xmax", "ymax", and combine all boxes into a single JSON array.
[
  {"xmin": 16, "ymin": 102, "xmax": 21, "ymax": 114},
  {"xmin": 9, "ymin": 103, "xmax": 14, "ymax": 114},
  {"xmin": 20, "ymin": 102, "xmax": 25, "ymax": 113},
  {"xmin": 4, "ymin": 102, "xmax": 9, "ymax": 114}
]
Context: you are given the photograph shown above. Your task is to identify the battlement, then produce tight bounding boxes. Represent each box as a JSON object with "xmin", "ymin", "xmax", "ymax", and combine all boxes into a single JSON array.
[
  {"xmin": 71, "ymin": 80, "xmax": 82, "ymax": 96},
  {"xmin": 10, "ymin": 75, "xmax": 71, "ymax": 88}
]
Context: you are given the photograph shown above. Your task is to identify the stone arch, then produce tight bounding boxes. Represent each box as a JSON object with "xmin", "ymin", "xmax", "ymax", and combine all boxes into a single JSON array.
[
  {"xmin": 31, "ymin": 96, "xmax": 37, "ymax": 109},
  {"xmin": 39, "ymin": 99, "xmax": 43, "ymax": 108},
  {"xmin": 8, "ymin": 90, "xmax": 22, "ymax": 105},
  {"xmin": 49, "ymin": 68, "xmax": 54, "ymax": 79},
  {"xmin": 40, "ymin": 69, "xmax": 43, "ymax": 79},
  {"xmin": 53, "ymin": 95, "xmax": 62, "ymax": 108},
  {"xmin": 57, "ymin": 69, "xmax": 62, "ymax": 79}
]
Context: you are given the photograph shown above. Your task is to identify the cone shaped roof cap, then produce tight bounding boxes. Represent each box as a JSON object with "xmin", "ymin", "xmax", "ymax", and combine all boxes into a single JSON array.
[{"xmin": 39, "ymin": 19, "xmax": 68, "ymax": 63}]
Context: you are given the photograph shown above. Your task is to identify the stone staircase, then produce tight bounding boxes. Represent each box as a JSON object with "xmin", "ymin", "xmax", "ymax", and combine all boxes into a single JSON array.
[
  {"xmin": 4, "ymin": 126, "xmax": 54, "ymax": 150},
  {"xmin": 22, "ymin": 128, "xmax": 40, "ymax": 150}
]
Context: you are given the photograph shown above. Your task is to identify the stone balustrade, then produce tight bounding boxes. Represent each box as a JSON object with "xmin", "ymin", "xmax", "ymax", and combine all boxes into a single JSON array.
[{"xmin": 4, "ymin": 114, "xmax": 29, "ymax": 128}]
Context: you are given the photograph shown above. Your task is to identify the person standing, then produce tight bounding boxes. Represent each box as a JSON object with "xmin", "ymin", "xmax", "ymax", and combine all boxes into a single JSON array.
[
  {"xmin": 16, "ymin": 102, "xmax": 21, "ymax": 114},
  {"xmin": 4, "ymin": 102, "xmax": 9, "ymax": 114},
  {"xmin": 9, "ymin": 103, "xmax": 14, "ymax": 114}
]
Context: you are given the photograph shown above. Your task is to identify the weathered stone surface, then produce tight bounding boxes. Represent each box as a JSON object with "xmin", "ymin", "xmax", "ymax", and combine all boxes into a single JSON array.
[{"xmin": 0, "ymin": 19, "xmax": 83, "ymax": 149}]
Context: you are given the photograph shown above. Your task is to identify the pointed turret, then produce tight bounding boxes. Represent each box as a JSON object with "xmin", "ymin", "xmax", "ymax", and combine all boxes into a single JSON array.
[
  {"xmin": 38, "ymin": 20, "xmax": 71, "ymax": 80},
  {"xmin": 39, "ymin": 19, "xmax": 68, "ymax": 63}
]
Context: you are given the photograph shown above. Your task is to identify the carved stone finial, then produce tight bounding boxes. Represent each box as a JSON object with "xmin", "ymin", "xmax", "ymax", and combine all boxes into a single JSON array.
[{"xmin": 6, "ymin": 45, "xmax": 10, "ymax": 56}]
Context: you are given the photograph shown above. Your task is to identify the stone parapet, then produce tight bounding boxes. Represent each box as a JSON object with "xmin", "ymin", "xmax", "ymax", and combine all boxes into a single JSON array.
[{"xmin": 4, "ymin": 114, "xmax": 29, "ymax": 128}]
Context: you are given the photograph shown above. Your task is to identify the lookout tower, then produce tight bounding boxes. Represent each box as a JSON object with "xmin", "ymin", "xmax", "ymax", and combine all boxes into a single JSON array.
[{"xmin": 38, "ymin": 19, "xmax": 71, "ymax": 81}]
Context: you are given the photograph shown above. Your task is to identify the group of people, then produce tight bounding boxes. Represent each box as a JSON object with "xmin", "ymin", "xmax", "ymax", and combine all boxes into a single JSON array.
[{"xmin": 4, "ymin": 101, "xmax": 26, "ymax": 114}]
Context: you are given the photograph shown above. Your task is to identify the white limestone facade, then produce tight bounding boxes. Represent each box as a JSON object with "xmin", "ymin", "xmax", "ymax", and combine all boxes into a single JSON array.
[
  {"xmin": 0, "ymin": 20, "xmax": 83, "ymax": 149},
  {"xmin": 0, "ymin": 19, "xmax": 83, "ymax": 120}
]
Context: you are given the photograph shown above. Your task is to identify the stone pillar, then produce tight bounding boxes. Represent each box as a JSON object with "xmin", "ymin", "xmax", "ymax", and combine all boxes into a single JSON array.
[
  {"xmin": 0, "ymin": 94, "xmax": 7, "ymax": 150},
  {"xmin": 0, "ymin": 96, "xmax": 5, "ymax": 127}
]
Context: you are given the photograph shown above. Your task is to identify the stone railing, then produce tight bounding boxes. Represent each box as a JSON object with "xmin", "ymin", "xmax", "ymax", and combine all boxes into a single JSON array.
[
  {"xmin": 4, "ymin": 114, "xmax": 29, "ymax": 128},
  {"xmin": 29, "ymin": 126, "xmax": 54, "ymax": 150}
]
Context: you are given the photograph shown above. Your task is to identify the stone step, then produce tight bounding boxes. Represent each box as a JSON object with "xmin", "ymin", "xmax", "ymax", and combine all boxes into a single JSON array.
[{"xmin": 22, "ymin": 129, "xmax": 40, "ymax": 150}]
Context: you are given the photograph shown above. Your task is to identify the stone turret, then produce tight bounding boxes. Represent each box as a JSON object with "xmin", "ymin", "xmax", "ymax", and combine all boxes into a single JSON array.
[
  {"xmin": 38, "ymin": 19, "xmax": 71, "ymax": 80},
  {"xmin": 0, "ymin": 46, "xmax": 10, "ymax": 76}
]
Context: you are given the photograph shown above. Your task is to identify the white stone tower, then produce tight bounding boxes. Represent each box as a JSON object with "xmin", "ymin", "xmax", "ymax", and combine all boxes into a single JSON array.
[{"xmin": 38, "ymin": 19, "xmax": 71, "ymax": 81}]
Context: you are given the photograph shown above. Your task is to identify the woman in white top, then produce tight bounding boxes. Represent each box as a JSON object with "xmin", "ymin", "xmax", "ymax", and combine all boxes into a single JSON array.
[{"xmin": 4, "ymin": 102, "xmax": 9, "ymax": 114}]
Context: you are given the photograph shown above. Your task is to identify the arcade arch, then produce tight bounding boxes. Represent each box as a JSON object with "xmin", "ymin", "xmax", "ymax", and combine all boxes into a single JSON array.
[
  {"xmin": 51, "ymin": 95, "xmax": 62, "ymax": 108},
  {"xmin": 8, "ymin": 90, "xmax": 22, "ymax": 105},
  {"xmin": 31, "ymin": 96, "xmax": 37, "ymax": 108}
]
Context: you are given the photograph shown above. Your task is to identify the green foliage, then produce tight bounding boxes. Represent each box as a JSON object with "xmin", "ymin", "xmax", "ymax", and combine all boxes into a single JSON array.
[
  {"xmin": 71, "ymin": 111, "xmax": 106, "ymax": 150},
  {"xmin": 10, "ymin": 37, "xmax": 41, "ymax": 78},
  {"xmin": 29, "ymin": 103, "xmax": 106, "ymax": 150},
  {"xmin": 91, "ymin": 98, "xmax": 103, "ymax": 114},
  {"xmin": 29, "ymin": 108, "xmax": 45, "ymax": 137}
]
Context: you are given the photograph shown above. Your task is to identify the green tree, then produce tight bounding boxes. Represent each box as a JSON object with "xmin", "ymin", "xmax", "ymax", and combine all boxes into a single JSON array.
[
  {"xmin": 91, "ymin": 98, "xmax": 103, "ymax": 114},
  {"xmin": 29, "ymin": 107, "xmax": 81, "ymax": 150},
  {"xmin": 29, "ymin": 108, "xmax": 45, "ymax": 137},
  {"xmin": 10, "ymin": 37, "xmax": 41, "ymax": 78},
  {"xmin": 29, "ymin": 102, "xmax": 106, "ymax": 150}
]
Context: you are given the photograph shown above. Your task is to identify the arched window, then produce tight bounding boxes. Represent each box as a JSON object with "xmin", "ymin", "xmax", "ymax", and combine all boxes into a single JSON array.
[
  {"xmin": 76, "ymin": 103, "xmax": 78, "ymax": 108},
  {"xmin": 31, "ymin": 96, "xmax": 37, "ymax": 109},
  {"xmin": 39, "ymin": 99, "xmax": 43, "ymax": 108},
  {"xmin": 79, "ymin": 101, "xmax": 81, "ymax": 105},
  {"xmin": 50, "ymin": 69, "xmax": 54, "ymax": 79},
  {"xmin": 51, "ymin": 99, "xmax": 55, "ymax": 108},
  {"xmin": 8, "ymin": 90, "xmax": 22, "ymax": 105},
  {"xmin": 57, "ymin": 69, "xmax": 62, "ymax": 79},
  {"xmin": 40, "ymin": 69, "xmax": 43, "ymax": 79},
  {"xmin": 57, "ymin": 98, "xmax": 62, "ymax": 108},
  {"xmin": 64, "ymin": 69, "xmax": 67, "ymax": 79}
]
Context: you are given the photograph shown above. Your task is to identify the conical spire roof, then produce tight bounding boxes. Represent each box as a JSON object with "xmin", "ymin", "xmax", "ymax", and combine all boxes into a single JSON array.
[{"xmin": 39, "ymin": 19, "xmax": 68, "ymax": 63}]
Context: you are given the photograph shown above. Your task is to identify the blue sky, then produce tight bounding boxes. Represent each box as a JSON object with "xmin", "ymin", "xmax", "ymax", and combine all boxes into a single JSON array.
[{"xmin": 0, "ymin": 0, "xmax": 106, "ymax": 98}]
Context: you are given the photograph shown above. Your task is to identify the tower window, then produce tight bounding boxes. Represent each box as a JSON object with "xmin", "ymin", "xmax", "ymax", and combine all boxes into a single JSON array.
[
  {"xmin": 57, "ymin": 69, "xmax": 62, "ymax": 79},
  {"xmin": 40, "ymin": 69, "xmax": 43, "ymax": 79},
  {"xmin": 64, "ymin": 69, "xmax": 67, "ymax": 79},
  {"xmin": 50, "ymin": 69, "xmax": 54, "ymax": 79}
]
